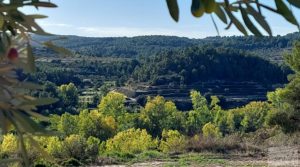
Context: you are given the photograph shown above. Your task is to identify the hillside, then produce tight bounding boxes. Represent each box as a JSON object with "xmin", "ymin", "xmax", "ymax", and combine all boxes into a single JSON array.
[{"xmin": 32, "ymin": 32, "xmax": 300, "ymax": 63}]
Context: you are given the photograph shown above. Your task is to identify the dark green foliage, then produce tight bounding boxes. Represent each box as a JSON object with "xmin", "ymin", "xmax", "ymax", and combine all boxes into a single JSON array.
[
  {"xmin": 133, "ymin": 46, "xmax": 288, "ymax": 85},
  {"xmin": 266, "ymin": 42, "xmax": 300, "ymax": 132},
  {"xmin": 34, "ymin": 160, "xmax": 59, "ymax": 167},
  {"xmin": 60, "ymin": 158, "xmax": 82, "ymax": 167}
]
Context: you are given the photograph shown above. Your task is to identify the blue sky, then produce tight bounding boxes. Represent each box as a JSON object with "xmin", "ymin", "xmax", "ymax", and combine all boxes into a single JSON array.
[{"xmin": 23, "ymin": 0, "xmax": 300, "ymax": 38}]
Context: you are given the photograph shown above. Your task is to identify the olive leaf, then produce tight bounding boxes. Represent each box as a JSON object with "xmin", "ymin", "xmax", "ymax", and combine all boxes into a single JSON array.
[
  {"xmin": 214, "ymin": 4, "xmax": 227, "ymax": 24},
  {"xmin": 240, "ymin": 6, "xmax": 262, "ymax": 36},
  {"xmin": 27, "ymin": 43, "xmax": 36, "ymax": 72},
  {"xmin": 287, "ymin": 0, "xmax": 300, "ymax": 8},
  {"xmin": 246, "ymin": 4, "xmax": 272, "ymax": 36},
  {"xmin": 225, "ymin": 5, "xmax": 248, "ymax": 36},
  {"xmin": 275, "ymin": 0, "xmax": 299, "ymax": 26},
  {"xmin": 166, "ymin": 0, "xmax": 179, "ymax": 22}
]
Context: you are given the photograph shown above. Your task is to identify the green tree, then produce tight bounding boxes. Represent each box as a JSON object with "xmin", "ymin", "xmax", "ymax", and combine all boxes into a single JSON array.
[
  {"xmin": 202, "ymin": 122, "xmax": 222, "ymax": 138},
  {"xmin": 43, "ymin": 81, "xmax": 59, "ymax": 98},
  {"xmin": 226, "ymin": 109, "xmax": 244, "ymax": 133},
  {"xmin": 267, "ymin": 42, "xmax": 300, "ymax": 132},
  {"xmin": 78, "ymin": 110, "xmax": 116, "ymax": 140},
  {"xmin": 240, "ymin": 102, "xmax": 270, "ymax": 132},
  {"xmin": 209, "ymin": 96, "xmax": 229, "ymax": 134},
  {"xmin": 58, "ymin": 83, "xmax": 79, "ymax": 109},
  {"xmin": 139, "ymin": 96, "xmax": 185, "ymax": 137},
  {"xmin": 213, "ymin": 110, "xmax": 229, "ymax": 135},
  {"xmin": 210, "ymin": 96, "xmax": 221, "ymax": 114},
  {"xmin": 46, "ymin": 137, "xmax": 64, "ymax": 159},
  {"xmin": 57, "ymin": 113, "xmax": 79, "ymax": 136},
  {"xmin": 105, "ymin": 128, "xmax": 158, "ymax": 154},
  {"xmin": 186, "ymin": 91, "xmax": 212, "ymax": 135},
  {"xmin": 98, "ymin": 91, "xmax": 126, "ymax": 118},
  {"xmin": 159, "ymin": 129, "xmax": 187, "ymax": 153}
]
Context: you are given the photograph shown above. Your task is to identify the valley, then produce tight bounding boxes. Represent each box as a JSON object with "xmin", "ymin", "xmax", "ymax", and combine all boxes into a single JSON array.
[{"xmin": 30, "ymin": 34, "xmax": 298, "ymax": 110}]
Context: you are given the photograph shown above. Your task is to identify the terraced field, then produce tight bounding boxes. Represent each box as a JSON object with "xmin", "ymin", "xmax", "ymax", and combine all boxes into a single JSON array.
[{"xmin": 117, "ymin": 81, "xmax": 282, "ymax": 110}]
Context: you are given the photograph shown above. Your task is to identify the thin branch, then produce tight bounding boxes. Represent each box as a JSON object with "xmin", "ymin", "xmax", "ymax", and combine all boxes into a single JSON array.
[
  {"xmin": 210, "ymin": 14, "xmax": 220, "ymax": 36},
  {"xmin": 257, "ymin": 3, "xmax": 278, "ymax": 13}
]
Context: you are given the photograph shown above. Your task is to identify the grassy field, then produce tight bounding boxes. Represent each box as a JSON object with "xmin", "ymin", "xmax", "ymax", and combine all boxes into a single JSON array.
[{"xmin": 99, "ymin": 152, "xmax": 269, "ymax": 167}]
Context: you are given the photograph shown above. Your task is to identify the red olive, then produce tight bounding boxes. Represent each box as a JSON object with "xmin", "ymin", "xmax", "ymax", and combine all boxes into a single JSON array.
[{"xmin": 7, "ymin": 48, "xmax": 18, "ymax": 61}]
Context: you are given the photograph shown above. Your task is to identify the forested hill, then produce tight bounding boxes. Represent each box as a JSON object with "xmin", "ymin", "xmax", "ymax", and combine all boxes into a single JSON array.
[
  {"xmin": 33, "ymin": 32, "xmax": 300, "ymax": 63},
  {"xmin": 132, "ymin": 47, "xmax": 289, "ymax": 85}
]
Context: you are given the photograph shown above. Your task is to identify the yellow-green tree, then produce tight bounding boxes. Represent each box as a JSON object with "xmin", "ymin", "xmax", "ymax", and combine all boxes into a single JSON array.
[
  {"xmin": 57, "ymin": 113, "xmax": 78, "ymax": 136},
  {"xmin": 105, "ymin": 128, "xmax": 158, "ymax": 154},
  {"xmin": 139, "ymin": 96, "xmax": 185, "ymax": 137},
  {"xmin": 98, "ymin": 91, "xmax": 126, "ymax": 118},
  {"xmin": 77, "ymin": 110, "xmax": 117, "ymax": 140},
  {"xmin": 202, "ymin": 122, "xmax": 222, "ymax": 138},
  {"xmin": 0, "ymin": 134, "xmax": 18, "ymax": 156},
  {"xmin": 46, "ymin": 137, "xmax": 64, "ymax": 159},
  {"xmin": 186, "ymin": 91, "xmax": 212, "ymax": 135},
  {"xmin": 240, "ymin": 102, "xmax": 270, "ymax": 132},
  {"xmin": 159, "ymin": 129, "xmax": 187, "ymax": 153}
]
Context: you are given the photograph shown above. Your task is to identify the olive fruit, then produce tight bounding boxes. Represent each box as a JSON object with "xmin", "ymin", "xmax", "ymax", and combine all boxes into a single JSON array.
[{"xmin": 7, "ymin": 48, "xmax": 18, "ymax": 61}]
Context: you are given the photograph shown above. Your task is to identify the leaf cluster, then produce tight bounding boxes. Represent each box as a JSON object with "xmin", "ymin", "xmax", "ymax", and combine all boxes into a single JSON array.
[{"xmin": 166, "ymin": 0, "xmax": 300, "ymax": 36}]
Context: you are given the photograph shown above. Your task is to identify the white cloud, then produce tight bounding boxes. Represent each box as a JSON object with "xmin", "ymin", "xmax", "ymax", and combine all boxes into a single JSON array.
[
  {"xmin": 77, "ymin": 26, "xmax": 214, "ymax": 38},
  {"xmin": 39, "ymin": 21, "xmax": 73, "ymax": 28}
]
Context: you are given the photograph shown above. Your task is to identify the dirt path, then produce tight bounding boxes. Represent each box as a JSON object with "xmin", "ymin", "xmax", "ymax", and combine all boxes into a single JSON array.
[{"xmin": 94, "ymin": 152, "xmax": 300, "ymax": 167}]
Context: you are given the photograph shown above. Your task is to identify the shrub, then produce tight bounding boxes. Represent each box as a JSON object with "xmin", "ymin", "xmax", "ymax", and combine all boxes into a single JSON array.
[
  {"xmin": 46, "ymin": 137, "xmax": 64, "ymax": 158},
  {"xmin": 85, "ymin": 136, "xmax": 101, "ymax": 160},
  {"xmin": 62, "ymin": 135, "xmax": 87, "ymax": 160},
  {"xmin": 240, "ymin": 102, "xmax": 270, "ymax": 132},
  {"xmin": 105, "ymin": 128, "xmax": 157, "ymax": 154},
  {"xmin": 0, "ymin": 134, "xmax": 46, "ymax": 164},
  {"xmin": 137, "ymin": 150, "xmax": 165, "ymax": 160},
  {"xmin": 60, "ymin": 158, "xmax": 82, "ymax": 167},
  {"xmin": 104, "ymin": 152, "xmax": 136, "ymax": 162},
  {"xmin": 159, "ymin": 129, "xmax": 187, "ymax": 153},
  {"xmin": 0, "ymin": 134, "xmax": 18, "ymax": 156},
  {"xmin": 187, "ymin": 133, "xmax": 245, "ymax": 153},
  {"xmin": 202, "ymin": 122, "xmax": 222, "ymax": 138}
]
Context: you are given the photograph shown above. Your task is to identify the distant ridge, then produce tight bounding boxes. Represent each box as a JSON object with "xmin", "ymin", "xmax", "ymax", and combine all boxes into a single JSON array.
[{"xmin": 32, "ymin": 32, "xmax": 300, "ymax": 63}]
